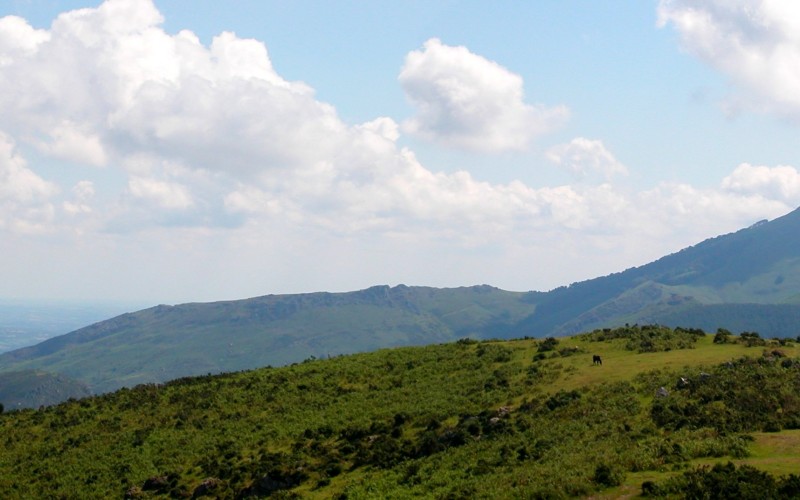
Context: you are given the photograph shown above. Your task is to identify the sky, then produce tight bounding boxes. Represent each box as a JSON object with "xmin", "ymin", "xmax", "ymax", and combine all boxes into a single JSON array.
[{"xmin": 1, "ymin": 0, "xmax": 799, "ymax": 304}]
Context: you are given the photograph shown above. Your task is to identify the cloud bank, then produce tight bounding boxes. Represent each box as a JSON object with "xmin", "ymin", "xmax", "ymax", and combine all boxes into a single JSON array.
[
  {"xmin": 658, "ymin": 0, "xmax": 800, "ymax": 117},
  {"xmin": 0, "ymin": 0, "xmax": 796, "ymax": 301}
]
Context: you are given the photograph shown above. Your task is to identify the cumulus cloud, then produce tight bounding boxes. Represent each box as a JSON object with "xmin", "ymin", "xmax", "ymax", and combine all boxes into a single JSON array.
[
  {"xmin": 37, "ymin": 122, "xmax": 108, "ymax": 167},
  {"xmin": 399, "ymin": 38, "xmax": 568, "ymax": 152},
  {"xmin": 658, "ymin": 0, "xmax": 800, "ymax": 117},
  {"xmin": 6, "ymin": 0, "xmax": 777, "ymax": 247},
  {"xmin": 546, "ymin": 138, "xmax": 628, "ymax": 182},
  {"xmin": 721, "ymin": 163, "xmax": 800, "ymax": 204},
  {"xmin": 0, "ymin": 133, "xmax": 57, "ymax": 232},
  {"xmin": 0, "ymin": 16, "xmax": 49, "ymax": 64},
  {"xmin": 127, "ymin": 176, "xmax": 193, "ymax": 210}
]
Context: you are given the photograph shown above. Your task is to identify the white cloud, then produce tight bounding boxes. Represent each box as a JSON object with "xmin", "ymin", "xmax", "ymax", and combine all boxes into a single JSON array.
[
  {"xmin": 0, "ymin": 0, "xmax": 797, "ymax": 301},
  {"xmin": 399, "ymin": 38, "xmax": 568, "ymax": 152},
  {"xmin": 63, "ymin": 181, "xmax": 95, "ymax": 215},
  {"xmin": 721, "ymin": 163, "xmax": 800, "ymax": 204},
  {"xmin": 0, "ymin": 2, "xmax": 614, "ymax": 240},
  {"xmin": 127, "ymin": 176, "xmax": 193, "ymax": 210},
  {"xmin": 658, "ymin": 0, "xmax": 800, "ymax": 117},
  {"xmin": 37, "ymin": 122, "xmax": 108, "ymax": 167},
  {"xmin": 0, "ymin": 133, "xmax": 57, "ymax": 232},
  {"xmin": 0, "ymin": 16, "xmax": 49, "ymax": 65},
  {"xmin": 546, "ymin": 137, "xmax": 628, "ymax": 181}
]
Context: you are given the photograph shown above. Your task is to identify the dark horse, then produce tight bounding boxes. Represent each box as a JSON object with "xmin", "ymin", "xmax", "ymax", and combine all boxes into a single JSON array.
[{"xmin": 592, "ymin": 355, "xmax": 602, "ymax": 366}]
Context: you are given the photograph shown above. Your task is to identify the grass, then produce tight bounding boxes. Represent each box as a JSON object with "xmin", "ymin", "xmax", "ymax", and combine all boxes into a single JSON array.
[
  {"xmin": 525, "ymin": 334, "xmax": 777, "ymax": 393},
  {"xmin": 616, "ymin": 432, "xmax": 800, "ymax": 497},
  {"xmin": 2, "ymin": 327, "xmax": 800, "ymax": 498},
  {"xmin": 741, "ymin": 431, "xmax": 800, "ymax": 475}
]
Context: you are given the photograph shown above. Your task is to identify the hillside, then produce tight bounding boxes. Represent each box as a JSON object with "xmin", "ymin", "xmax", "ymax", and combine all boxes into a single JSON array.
[
  {"xmin": 0, "ymin": 285, "xmax": 535, "ymax": 394},
  {"xmin": 522, "ymin": 207, "xmax": 800, "ymax": 335},
  {"xmin": 2, "ymin": 327, "xmax": 800, "ymax": 498},
  {"xmin": 0, "ymin": 370, "xmax": 90, "ymax": 410},
  {"xmin": 2, "ymin": 206, "xmax": 800, "ymax": 399}
]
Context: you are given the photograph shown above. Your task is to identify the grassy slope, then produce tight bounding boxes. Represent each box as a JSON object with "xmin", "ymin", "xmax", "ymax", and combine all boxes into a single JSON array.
[
  {"xmin": 536, "ymin": 335, "xmax": 800, "ymax": 498},
  {"xmin": 0, "ymin": 286, "xmax": 535, "ymax": 395},
  {"xmin": 0, "ymin": 329, "xmax": 798, "ymax": 498}
]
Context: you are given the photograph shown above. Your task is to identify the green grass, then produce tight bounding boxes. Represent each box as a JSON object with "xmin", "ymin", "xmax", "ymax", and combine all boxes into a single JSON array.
[{"xmin": 1, "ymin": 326, "xmax": 799, "ymax": 498}]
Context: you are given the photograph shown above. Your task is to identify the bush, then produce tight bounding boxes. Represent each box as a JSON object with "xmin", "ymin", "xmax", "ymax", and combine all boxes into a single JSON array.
[
  {"xmin": 537, "ymin": 337, "xmax": 559, "ymax": 352},
  {"xmin": 653, "ymin": 462, "xmax": 778, "ymax": 499},
  {"xmin": 580, "ymin": 325, "xmax": 701, "ymax": 352},
  {"xmin": 593, "ymin": 463, "xmax": 623, "ymax": 487},
  {"xmin": 739, "ymin": 332, "xmax": 766, "ymax": 347},
  {"xmin": 713, "ymin": 328, "xmax": 731, "ymax": 344},
  {"xmin": 545, "ymin": 390, "xmax": 581, "ymax": 411}
]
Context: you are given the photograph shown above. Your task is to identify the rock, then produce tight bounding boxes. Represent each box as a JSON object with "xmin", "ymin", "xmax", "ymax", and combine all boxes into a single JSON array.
[
  {"xmin": 655, "ymin": 387, "xmax": 669, "ymax": 398},
  {"xmin": 192, "ymin": 477, "xmax": 221, "ymax": 498},
  {"xmin": 142, "ymin": 476, "xmax": 169, "ymax": 492},
  {"xmin": 124, "ymin": 486, "xmax": 143, "ymax": 499}
]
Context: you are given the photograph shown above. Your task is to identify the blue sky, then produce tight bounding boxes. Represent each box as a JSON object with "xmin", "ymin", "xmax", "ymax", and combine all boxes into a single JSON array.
[{"xmin": 1, "ymin": 0, "xmax": 799, "ymax": 303}]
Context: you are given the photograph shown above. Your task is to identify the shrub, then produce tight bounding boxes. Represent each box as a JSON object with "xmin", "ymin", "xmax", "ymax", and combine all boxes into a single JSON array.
[
  {"xmin": 545, "ymin": 390, "xmax": 581, "ymax": 411},
  {"xmin": 593, "ymin": 463, "xmax": 623, "ymax": 487},
  {"xmin": 739, "ymin": 332, "xmax": 766, "ymax": 347},
  {"xmin": 713, "ymin": 328, "xmax": 731, "ymax": 344},
  {"xmin": 537, "ymin": 337, "xmax": 560, "ymax": 352},
  {"xmin": 653, "ymin": 462, "xmax": 778, "ymax": 499}
]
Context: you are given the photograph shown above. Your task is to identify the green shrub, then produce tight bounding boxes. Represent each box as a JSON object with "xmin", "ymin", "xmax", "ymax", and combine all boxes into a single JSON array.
[
  {"xmin": 713, "ymin": 328, "xmax": 731, "ymax": 344},
  {"xmin": 537, "ymin": 337, "xmax": 559, "ymax": 352},
  {"xmin": 593, "ymin": 463, "xmax": 624, "ymax": 487}
]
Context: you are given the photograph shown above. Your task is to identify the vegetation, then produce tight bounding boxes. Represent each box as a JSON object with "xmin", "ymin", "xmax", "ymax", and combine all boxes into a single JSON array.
[
  {"xmin": 1, "ymin": 325, "xmax": 799, "ymax": 498},
  {"xmin": 0, "ymin": 369, "xmax": 90, "ymax": 409},
  {"xmin": 642, "ymin": 462, "xmax": 800, "ymax": 498},
  {"xmin": 578, "ymin": 324, "xmax": 705, "ymax": 352}
]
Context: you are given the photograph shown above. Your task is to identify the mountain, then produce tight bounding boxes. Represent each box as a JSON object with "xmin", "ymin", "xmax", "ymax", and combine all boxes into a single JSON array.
[
  {"xmin": 524, "ymin": 206, "xmax": 800, "ymax": 335},
  {"xmin": 0, "ymin": 285, "xmax": 535, "ymax": 394},
  {"xmin": 1, "ymin": 206, "xmax": 799, "ymax": 399}
]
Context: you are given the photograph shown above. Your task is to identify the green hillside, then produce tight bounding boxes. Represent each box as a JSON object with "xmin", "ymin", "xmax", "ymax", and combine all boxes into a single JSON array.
[
  {"xmin": 0, "ymin": 370, "xmax": 90, "ymax": 410},
  {"xmin": 2, "ymin": 326, "xmax": 800, "ymax": 498},
  {"xmin": 0, "ymin": 285, "xmax": 534, "ymax": 394},
  {"xmin": 523, "ymin": 207, "xmax": 800, "ymax": 335}
]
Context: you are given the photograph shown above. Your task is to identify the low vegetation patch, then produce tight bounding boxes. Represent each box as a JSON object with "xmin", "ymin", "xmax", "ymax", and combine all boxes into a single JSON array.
[
  {"xmin": 578, "ymin": 324, "xmax": 706, "ymax": 352},
  {"xmin": 0, "ymin": 326, "xmax": 798, "ymax": 498},
  {"xmin": 642, "ymin": 461, "xmax": 800, "ymax": 498}
]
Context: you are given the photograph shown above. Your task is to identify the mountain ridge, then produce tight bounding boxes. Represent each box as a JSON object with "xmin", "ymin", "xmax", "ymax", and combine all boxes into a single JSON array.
[{"xmin": 1, "ymin": 206, "xmax": 799, "ymax": 398}]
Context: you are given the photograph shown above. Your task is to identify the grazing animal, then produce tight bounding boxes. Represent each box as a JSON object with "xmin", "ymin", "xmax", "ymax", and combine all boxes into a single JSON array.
[{"xmin": 592, "ymin": 355, "xmax": 602, "ymax": 366}]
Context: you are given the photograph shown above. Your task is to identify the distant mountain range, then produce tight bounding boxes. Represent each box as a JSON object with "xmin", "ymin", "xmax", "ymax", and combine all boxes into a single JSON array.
[{"xmin": 1, "ymin": 206, "xmax": 799, "ymax": 401}]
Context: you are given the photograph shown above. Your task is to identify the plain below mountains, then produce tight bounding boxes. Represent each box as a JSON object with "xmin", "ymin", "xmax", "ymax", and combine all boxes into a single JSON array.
[{"xmin": 2, "ymin": 206, "xmax": 800, "ymax": 399}]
